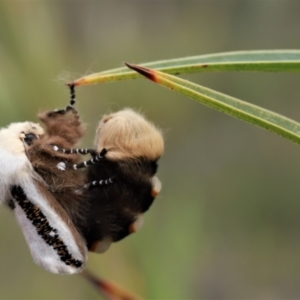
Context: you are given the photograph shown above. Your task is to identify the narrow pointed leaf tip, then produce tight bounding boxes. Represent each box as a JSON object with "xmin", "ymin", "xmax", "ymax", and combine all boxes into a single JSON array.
[
  {"xmin": 125, "ymin": 63, "xmax": 158, "ymax": 82},
  {"xmin": 126, "ymin": 63, "xmax": 300, "ymax": 146}
]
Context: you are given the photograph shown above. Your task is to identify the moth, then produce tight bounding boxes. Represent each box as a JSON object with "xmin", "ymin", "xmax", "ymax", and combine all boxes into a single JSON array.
[{"xmin": 1, "ymin": 85, "xmax": 164, "ymax": 274}]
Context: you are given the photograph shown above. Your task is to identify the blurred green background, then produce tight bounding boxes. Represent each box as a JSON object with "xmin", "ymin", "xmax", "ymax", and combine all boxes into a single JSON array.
[{"xmin": 1, "ymin": 1, "xmax": 300, "ymax": 299}]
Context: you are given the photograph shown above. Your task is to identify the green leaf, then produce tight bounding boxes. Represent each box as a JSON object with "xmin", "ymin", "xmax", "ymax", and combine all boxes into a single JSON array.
[
  {"xmin": 71, "ymin": 50, "xmax": 300, "ymax": 86},
  {"xmin": 125, "ymin": 63, "xmax": 300, "ymax": 146}
]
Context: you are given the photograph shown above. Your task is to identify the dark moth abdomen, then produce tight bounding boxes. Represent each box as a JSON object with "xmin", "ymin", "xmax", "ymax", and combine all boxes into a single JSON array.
[{"xmin": 77, "ymin": 157, "xmax": 157, "ymax": 250}]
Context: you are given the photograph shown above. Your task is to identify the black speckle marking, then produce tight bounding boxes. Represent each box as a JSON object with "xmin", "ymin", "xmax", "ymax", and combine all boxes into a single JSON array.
[{"xmin": 10, "ymin": 185, "xmax": 83, "ymax": 268}]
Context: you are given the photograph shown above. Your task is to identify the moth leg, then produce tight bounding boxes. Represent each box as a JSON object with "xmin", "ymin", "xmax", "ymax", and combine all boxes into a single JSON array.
[
  {"xmin": 84, "ymin": 177, "xmax": 115, "ymax": 189},
  {"xmin": 151, "ymin": 176, "xmax": 162, "ymax": 198},
  {"xmin": 52, "ymin": 146, "xmax": 97, "ymax": 156},
  {"xmin": 47, "ymin": 84, "xmax": 76, "ymax": 117},
  {"xmin": 73, "ymin": 149, "xmax": 107, "ymax": 169},
  {"xmin": 89, "ymin": 237, "xmax": 113, "ymax": 253},
  {"xmin": 56, "ymin": 162, "xmax": 67, "ymax": 171},
  {"xmin": 38, "ymin": 84, "xmax": 84, "ymax": 145},
  {"xmin": 129, "ymin": 214, "xmax": 145, "ymax": 233},
  {"xmin": 54, "ymin": 148, "xmax": 107, "ymax": 170}
]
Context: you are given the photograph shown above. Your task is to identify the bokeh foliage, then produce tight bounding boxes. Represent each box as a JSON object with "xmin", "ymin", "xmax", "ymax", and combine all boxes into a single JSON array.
[{"xmin": 1, "ymin": 1, "xmax": 300, "ymax": 299}]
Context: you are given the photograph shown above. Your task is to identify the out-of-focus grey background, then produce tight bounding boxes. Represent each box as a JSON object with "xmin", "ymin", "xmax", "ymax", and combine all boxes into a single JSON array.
[{"xmin": 1, "ymin": 1, "xmax": 300, "ymax": 299}]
